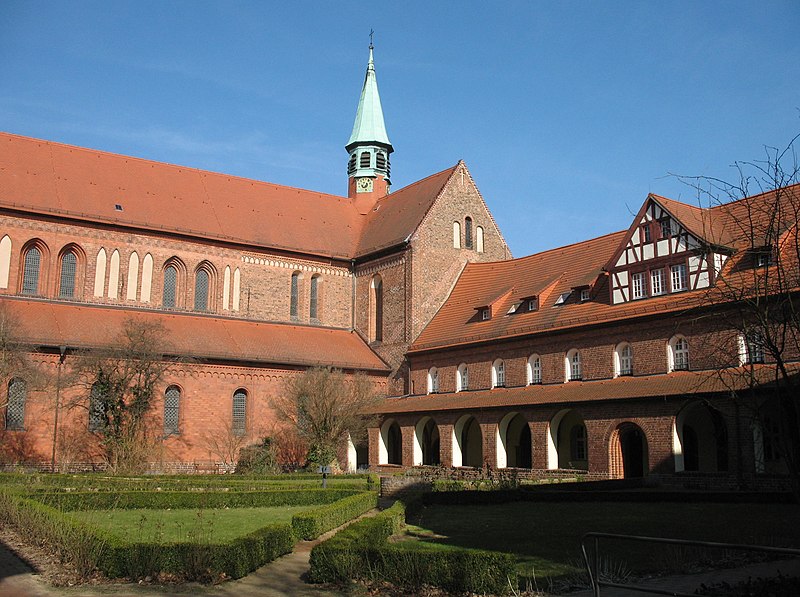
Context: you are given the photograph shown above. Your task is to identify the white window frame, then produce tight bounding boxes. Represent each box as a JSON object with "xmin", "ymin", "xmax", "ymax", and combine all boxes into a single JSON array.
[
  {"xmin": 427, "ymin": 367, "xmax": 439, "ymax": 394},
  {"xmin": 615, "ymin": 343, "xmax": 633, "ymax": 377},
  {"xmin": 651, "ymin": 268, "xmax": 665, "ymax": 296},
  {"xmin": 492, "ymin": 359, "xmax": 505, "ymax": 388},
  {"xmin": 632, "ymin": 272, "xmax": 647, "ymax": 300},
  {"xmin": 457, "ymin": 363, "xmax": 469, "ymax": 392},
  {"xmin": 739, "ymin": 332, "xmax": 764, "ymax": 365},
  {"xmin": 565, "ymin": 349, "xmax": 581, "ymax": 382},
  {"xmin": 527, "ymin": 355, "xmax": 542, "ymax": 385},
  {"xmin": 671, "ymin": 263, "xmax": 687, "ymax": 292},
  {"xmin": 668, "ymin": 336, "xmax": 689, "ymax": 372}
]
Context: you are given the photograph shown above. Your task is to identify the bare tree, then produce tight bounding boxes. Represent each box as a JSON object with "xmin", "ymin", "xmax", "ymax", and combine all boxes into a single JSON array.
[
  {"xmin": 677, "ymin": 133, "xmax": 800, "ymax": 493},
  {"xmin": 273, "ymin": 367, "xmax": 383, "ymax": 468},
  {"xmin": 199, "ymin": 417, "xmax": 253, "ymax": 469},
  {"xmin": 0, "ymin": 302, "xmax": 36, "ymax": 411},
  {"xmin": 69, "ymin": 318, "xmax": 173, "ymax": 473}
]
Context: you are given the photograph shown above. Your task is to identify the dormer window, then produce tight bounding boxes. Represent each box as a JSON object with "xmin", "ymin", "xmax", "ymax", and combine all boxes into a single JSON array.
[
  {"xmin": 481, "ymin": 308, "xmax": 491, "ymax": 321},
  {"xmin": 527, "ymin": 298, "xmax": 538, "ymax": 311},
  {"xmin": 554, "ymin": 291, "xmax": 571, "ymax": 306},
  {"xmin": 580, "ymin": 289, "xmax": 590, "ymax": 302}
]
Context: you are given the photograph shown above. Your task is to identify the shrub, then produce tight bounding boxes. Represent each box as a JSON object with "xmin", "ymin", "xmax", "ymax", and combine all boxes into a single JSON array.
[
  {"xmin": 31, "ymin": 488, "xmax": 366, "ymax": 511},
  {"xmin": 310, "ymin": 500, "xmax": 516, "ymax": 594},
  {"xmin": 234, "ymin": 437, "xmax": 279, "ymax": 475},
  {"xmin": 292, "ymin": 491, "xmax": 378, "ymax": 540}
]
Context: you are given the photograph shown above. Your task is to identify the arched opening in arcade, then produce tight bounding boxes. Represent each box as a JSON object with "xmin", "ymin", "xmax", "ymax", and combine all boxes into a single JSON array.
[
  {"xmin": 496, "ymin": 412, "xmax": 532, "ymax": 469},
  {"xmin": 548, "ymin": 409, "xmax": 589, "ymax": 470},
  {"xmin": 413, "ymin": 416, "xmax": 441, "ymax": 466},
  {"xmin": 673, "ymin": 402, "xmax": 728, "ymax": 472},
  {"xmin": 453, "ymin": 415, "xmax": 483, "ymax": 468},
  {"xmin": 379, "ymin": 419, "xmax": 402, "ymax": 465},
  {"xmin": 610, "ymin": 422, "xmax": 649, "ymax": 479}
]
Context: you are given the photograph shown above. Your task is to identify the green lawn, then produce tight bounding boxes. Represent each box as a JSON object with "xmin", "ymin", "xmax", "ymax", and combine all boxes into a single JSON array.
[
  {"xmin": 405, "ymin": 501, "xmax": 800, "ymax": 581},
  {"xmin": 70, "ymin": 505, "xmax": 311, "ymax": 543}
]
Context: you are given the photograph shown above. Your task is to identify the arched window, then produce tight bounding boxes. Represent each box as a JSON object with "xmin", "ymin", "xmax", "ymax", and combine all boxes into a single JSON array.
[
  {"xmin": 194, "ymin": 269, "xmax": 210, "ymax": 311},
  {"xmin": 427, "ymin": 367, "xmax": 439, "ymax": 394},
  {"xmin": 164, "ymin": 386, "xmax": 180, "ymax": 435},
  {"xmin": 739, "ymin": 332, "xmax": 764, "ymax": 365},
  {"xmin": 162, "ymin": 264, "xmax": 178, "ymax": 308},
  {"xmin": 453, "ymin": 222, "xmax": 461, "ymax": 249},
  {"xmin": 376, "ymin": 152, "xmax": 386, "ymax": 170},
  {"xmin": 360, "ymin": 151, "xmax": 371, "ymax": 168},
  {"xmin": 492, "ymin": 359, "xmax": 505, "ymax": 388},
  {"xmin": 347, "ymin": 153, "xmax": 357, "ymax": 175},
  {"xmin": 59, "ymin": 250, "xmax": 77, "ymax": 298},
  {"xmin": 290, "ymin": 271, "xmax": 300, "ymax": 320},
  {"xmin": 21, "ymin": 246, "xmax": 41, "ymax": 295},
  {"xmin": 232, "ymin": 267, "xmax": 241, "ymax": 311},
  {"xmin": 232, "ymin": 389, "xmax": 247, "ymax": 435},
  {"xmin": 108, "ymin": 249, "xmax": 120, "ymax": 299},
  {"xmin": 310, "ymin": 275, "xmax": 320, "ymax": 321},
  {"xmin": 668, "ymin": 336, "xmax": 689, "ymax": 372},
  {"xmin": 370, "ymin": 275, "xmax": 383, "ymax": 342},
  {"xmin": 527, "ymin": 355, "xmax": 542, "ymax": 385},
  {"xmin": 566, "ymin": 349, "xmax": 582, "ymax": 381},
  {"xmin": 464, "ymin": 217, "xmax": 473, "ymax": 249},
  {"xmin": 94, "ymin": 248, "xmax": 107, "ymax": 297},
  {"xmin": 88, "ymin": 383, "xmax": 106, "ymax": 432},
  {"xmin": 476, "ymin": 226, "xmax": 484, "ymax": 253},
  {"xmin": 615, "ymin": 343, "xmax": 633, "ymax": 377},
  {"xmin": 140, "ymin": 253, "xmax": 153, "ymax": 303},
  {"xmin": 126, "ymin": 252, "xmax": 139, "ymax": 300},
  {"xmin": 0, "ymin": 235, "xmax": 11, "ymax": 289},
  {"xmin": 457, "ymin": 363, "xmax": 469, "ymax": 392},
  {"xmin": 5, "ymin": 378, "xmax": 26, "ymax": 430}
]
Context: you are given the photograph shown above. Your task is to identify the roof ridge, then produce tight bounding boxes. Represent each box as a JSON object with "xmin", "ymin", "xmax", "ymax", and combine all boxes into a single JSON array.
[{"xmin": 377, "ymin": 163, "xmax": 459, "ymax": 200}]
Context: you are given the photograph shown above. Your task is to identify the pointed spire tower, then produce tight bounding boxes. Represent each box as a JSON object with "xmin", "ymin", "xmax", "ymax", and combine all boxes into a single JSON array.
[{"xmin": 346, "ymin": 40, "xmax": 393, "ymax": 212}]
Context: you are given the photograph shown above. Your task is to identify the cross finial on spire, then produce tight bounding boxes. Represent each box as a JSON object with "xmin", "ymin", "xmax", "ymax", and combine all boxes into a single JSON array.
[{"xmin": 369, "ymin": 29, "xmax": 374, "ymax": 49}]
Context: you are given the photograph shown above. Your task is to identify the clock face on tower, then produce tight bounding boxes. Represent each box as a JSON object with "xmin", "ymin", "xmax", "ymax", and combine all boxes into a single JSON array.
[{"xmin": 356, "ymin": 177, "xmax": 374, "ymax": 193}]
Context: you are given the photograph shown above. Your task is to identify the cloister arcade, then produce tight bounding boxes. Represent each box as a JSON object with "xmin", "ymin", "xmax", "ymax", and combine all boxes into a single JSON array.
[{"xmin": 370, "ymin": 398, "xmax": 775, "ymax": 480}]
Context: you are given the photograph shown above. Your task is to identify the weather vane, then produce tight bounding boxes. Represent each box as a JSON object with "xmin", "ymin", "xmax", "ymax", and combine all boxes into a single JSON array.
[{"xmin": 369, "ymin": 29, "xmax": 374, "ymax": 48}]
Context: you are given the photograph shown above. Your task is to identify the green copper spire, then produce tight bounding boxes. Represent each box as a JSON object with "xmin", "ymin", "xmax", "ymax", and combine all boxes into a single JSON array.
[{"xmin": 346, "ymin": 44, "xmax": 392, "ymax": 152}]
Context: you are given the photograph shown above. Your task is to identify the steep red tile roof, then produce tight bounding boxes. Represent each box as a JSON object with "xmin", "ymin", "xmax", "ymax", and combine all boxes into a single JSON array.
[
  {"xmin": 0, "ymin": 132, "xmax": 460, "ymax": 261},
  {"xmin": 355, "ymin": 165, "xmax": 457, "ymax": 256},
  {"xmin": 411, "ymin": 231, "xmax": 644, "ymax": 351},
  {"xmin": 2, "ymin": 297, "xmax": 389, "ymax": 371},
  {"xmin": 371, "ymin": 365, "xmax": 794, "ymax": 414}
]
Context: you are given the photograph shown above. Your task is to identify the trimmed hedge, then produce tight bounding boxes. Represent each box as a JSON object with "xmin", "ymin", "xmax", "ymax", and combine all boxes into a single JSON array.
[
  {"xmin": 99, "ymin": 523, "xmax": 294, "ymax": 580},
  {"xmin": 31, "ymin": 488, "xmax": 365, "ymax": 511},
  {"xmin": 310, "ymin": 501, "xmax": 517, "ymax": 595},
  {"xmin": 292, "ymin": 491, "xmax": 378, "ymax": 540}
]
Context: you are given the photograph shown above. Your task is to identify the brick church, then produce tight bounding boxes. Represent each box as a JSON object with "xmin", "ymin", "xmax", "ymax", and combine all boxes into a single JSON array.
[{"xmin": 1, "ymin": 46, "xmax": 797, "ymax": 485}]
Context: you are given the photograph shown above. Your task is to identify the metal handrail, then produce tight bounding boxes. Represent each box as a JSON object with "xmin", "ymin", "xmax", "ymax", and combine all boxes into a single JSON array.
[{"xmin": 581, "ymin": 531, "xmax": 800, "ymax": 597}]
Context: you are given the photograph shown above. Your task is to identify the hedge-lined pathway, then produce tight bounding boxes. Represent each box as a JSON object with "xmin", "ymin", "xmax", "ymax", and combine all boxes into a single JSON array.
[{"xmin": 0, "ymin": 509, "xmax": 382, "ymax": 597}]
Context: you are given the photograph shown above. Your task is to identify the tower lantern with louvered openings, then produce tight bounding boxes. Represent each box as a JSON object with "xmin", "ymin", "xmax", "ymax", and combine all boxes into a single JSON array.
[{"xmin": 346, "ymin": 41, "xmax": 393, "ymax": 213}]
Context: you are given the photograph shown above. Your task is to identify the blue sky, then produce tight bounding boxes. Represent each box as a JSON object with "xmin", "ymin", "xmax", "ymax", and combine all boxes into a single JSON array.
[{"xmin": 2, "ymin": 1, "xmax": 798, "ymax": 256}]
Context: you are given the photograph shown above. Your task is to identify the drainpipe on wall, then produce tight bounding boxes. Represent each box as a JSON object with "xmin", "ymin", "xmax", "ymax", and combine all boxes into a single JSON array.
[
  {"xmin": 350, "ymin": 259, "xmax": 356, "ymax": 331},
  {"xmin": 50, "ymin": 345, "xmax": 67, "ymax": 473}
]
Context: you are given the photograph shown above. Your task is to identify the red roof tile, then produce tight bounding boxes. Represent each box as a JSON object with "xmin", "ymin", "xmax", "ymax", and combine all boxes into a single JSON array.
[
  {"xmin": 2, "ymin": 297, "xmax": 389, "ymax": 371},
  {"xmin": 0, "ymin": 132, "xmax": 460, "ymax": 261}
]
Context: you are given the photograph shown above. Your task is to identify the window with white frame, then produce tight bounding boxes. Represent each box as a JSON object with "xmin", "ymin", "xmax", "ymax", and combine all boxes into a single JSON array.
[
  {"xmin": 632, "ymin": 272, "xmax": 647, "ymax": 299},
  {"xmin": 580, "ymin": 288, "xmax": 590, "ymax": 302},
  {"xmin": 481, "ymin": 308, "xmax": 491, "ymax": 321},
  {"xmin": 427, "ymin": 367, "xmax": 440, "ymax": 394},
  {"xmin": 527, "ymin": 355, "xmax": 542, "ymax": 385},
  {"xmin": 669, "ymin": 336, "xmax": 689, "ymax": 371},
  {"xmin": 651, "ymin": 268, "xmax": 665, "ymax": 296},
  {"xmin": 671, "ymin": 263, "xmax": 687, "ymax": 292},
  {"xmin": 527, "ymin": 298, "xmax": 538, "ymax": 311},
  {"xmin": 457, "ymin": 363, "xmax": 469, "ymax": 392},
  {"xmin": 615, "ymin": 343, "xmax": 633, "ymax": 376},
  {"xmin": 566, "ymin": 349, "xmax": 582, "ymax": 381},
  {"xmin": 452, "ymin": 222, "xmax": 461, "ymax": 249},
  {"xmin": 739, "ymin": 332, "xmax": 765, "ymax": 365},
  {"xmin": 492, "ymin": 359, "xmax": 505, "ymax": 388}
]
